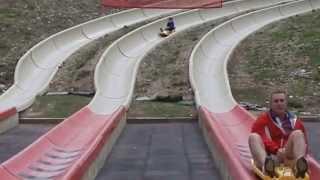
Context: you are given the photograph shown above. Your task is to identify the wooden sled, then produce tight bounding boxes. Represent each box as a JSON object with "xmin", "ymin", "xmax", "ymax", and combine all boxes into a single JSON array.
[{"xmin": 251, "ymin": 160, "xmax": 309, "ymax": 180}]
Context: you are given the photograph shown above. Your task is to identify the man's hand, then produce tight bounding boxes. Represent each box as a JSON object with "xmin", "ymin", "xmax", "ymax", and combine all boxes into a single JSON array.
[{"xmin": 277, "ymin": 148, "xmax": 286, "ymax": 161}]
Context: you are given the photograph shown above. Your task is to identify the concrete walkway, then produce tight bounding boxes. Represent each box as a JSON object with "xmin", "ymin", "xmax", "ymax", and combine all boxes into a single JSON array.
[
  {"xmin": 0, "ymin": 124, "xmax": 54, "ymax": 163},
  {"xmin": 96, "ymin": 121, "xmax": 221, "ymax": 180}
]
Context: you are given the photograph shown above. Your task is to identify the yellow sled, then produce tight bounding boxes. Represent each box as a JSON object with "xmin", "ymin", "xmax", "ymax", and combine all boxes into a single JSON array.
[
  {"xmin": 159, "ymin": 28, "xmax": 175, "ymax": 37},
  {"xmin": 251, "ymin": 160, "xmax": 309, "ymax": 180}
]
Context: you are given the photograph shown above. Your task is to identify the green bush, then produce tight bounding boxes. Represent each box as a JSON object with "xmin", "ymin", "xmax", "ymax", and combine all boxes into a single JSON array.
[{"xmin": 288, "ymin": 99, "xmax": 303, "ymax": 109}]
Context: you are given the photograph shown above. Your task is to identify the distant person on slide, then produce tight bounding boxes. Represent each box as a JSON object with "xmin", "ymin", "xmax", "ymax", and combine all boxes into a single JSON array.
[
  {"xmin": 160, "ymin": 17, "xmax": 175, "ymax": 33},
  {"xmin": 248, "ymin": 90, "xmax": 308, "ymax": 178}
]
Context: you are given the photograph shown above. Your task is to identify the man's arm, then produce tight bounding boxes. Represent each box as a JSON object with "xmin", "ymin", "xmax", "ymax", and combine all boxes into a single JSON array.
[{"xmin": 252, "ymin": 115, "xmax": 280, "ymax": 154}]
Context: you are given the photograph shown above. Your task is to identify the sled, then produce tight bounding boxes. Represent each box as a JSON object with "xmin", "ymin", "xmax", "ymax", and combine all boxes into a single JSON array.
[
  {"xmin": 251, "ymin": 159, "xmax": 309, "ymax": 180},
  {"xmin": 159, "ymin": 28, "xmax": 175, "ymax": 37}
]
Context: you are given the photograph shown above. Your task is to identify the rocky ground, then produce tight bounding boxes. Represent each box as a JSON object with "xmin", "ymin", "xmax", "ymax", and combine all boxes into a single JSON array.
[
  {"xmin": 229, "ymin": 10, "xmax": 320, "ymax": 115},
  {"xmin": 1, "ymin": 1, "xmax": 320, "ymax": 116},
  {"xmin": 0, "ymin": 0, "xmax": 121, "ymax": 91}
]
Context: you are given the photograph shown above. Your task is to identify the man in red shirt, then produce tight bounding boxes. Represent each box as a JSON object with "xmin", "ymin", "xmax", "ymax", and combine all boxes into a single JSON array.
[{"xmin": 248, "ymin": 90, "xmax": 308, "ymax": 178}]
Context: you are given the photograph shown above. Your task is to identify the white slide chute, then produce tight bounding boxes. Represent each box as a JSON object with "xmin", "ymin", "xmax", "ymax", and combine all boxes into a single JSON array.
[
  {"xmin": 190, "ymin": 0, "xmax": 320, "ymax": 179},
  {"xmin": 0, "ymin": 8, "xmax": 179, "ymax": 113}
]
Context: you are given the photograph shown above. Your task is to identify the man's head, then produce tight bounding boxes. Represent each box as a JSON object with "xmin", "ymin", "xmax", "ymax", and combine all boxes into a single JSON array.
[
  {"xmin": 168, "ymin": 17, "xmax": 173, "ymax": 21},
  {"xmin": 270, "ymin": 90, "xmax": 288, "ymax": 117}
]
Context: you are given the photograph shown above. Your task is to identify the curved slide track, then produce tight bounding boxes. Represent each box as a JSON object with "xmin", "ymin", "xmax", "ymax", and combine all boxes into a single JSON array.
[
  {"xmin": 0, "ymin": 0, "xmax": 300, "ymax": 179},
  {"xmin": 0, "ymin": 8, "xmax": 179, "ymax": 133},
  {"xmin": 0, "ymin": 8, "xmax": 179, "ymax": 112},
  {"xmin": 90, "ymin": 0, "xmax": 293, "ymax": 115},
  {"xmin": 189, "ymin": 0, "xmax": 320, "ymax": 179}
]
